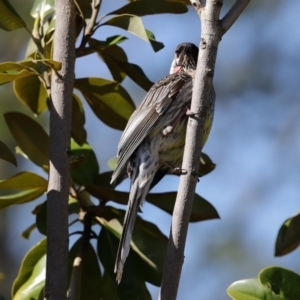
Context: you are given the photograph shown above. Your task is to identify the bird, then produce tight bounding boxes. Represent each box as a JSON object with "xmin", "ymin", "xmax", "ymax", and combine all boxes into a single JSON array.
[{"xmin": 111, "ymin": 42, "xmax": 215, "ymax": 283}]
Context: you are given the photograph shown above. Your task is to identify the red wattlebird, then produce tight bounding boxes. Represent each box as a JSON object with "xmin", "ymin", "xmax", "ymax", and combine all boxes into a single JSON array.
[{"xmin": 111, "ymin": 42, "xmax": 215, "ymax": 283}]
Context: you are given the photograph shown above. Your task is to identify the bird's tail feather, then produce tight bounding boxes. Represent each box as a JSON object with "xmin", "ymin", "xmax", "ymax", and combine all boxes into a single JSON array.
[{"xmin": 114, "ymin": 179, "xmax": 146, "ymax": 284}]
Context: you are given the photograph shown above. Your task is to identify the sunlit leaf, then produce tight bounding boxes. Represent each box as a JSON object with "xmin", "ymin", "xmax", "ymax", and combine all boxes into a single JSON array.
[
  {"xmin": 0, "ymin": 172, "xmax": 47, "ymax": 210},
  {"xmin": 70, "ymin": 139, "xmax": 99, "ymax": 185},
  {"xmin": 71, "ymin": 94, "xmax": 87, "ymax": 145},
  {"xmin": 12, "ymin": 238, "xmax": 46, "ymax": 297},
  {"xmin": 68, "ymin": 238, "xmax": 102, "ymax": 300},
  {"xmin": 259, "ymin": 266, "xmax": 300, "ymax": 299},
  {"xmin": 30, "ymin": 0, "xmax": 55, "ymax": 19},
  {"xmin": 227, "ymin": 278, "xmax": 280, "ymax": 300},
  {"xmin": 14, "ymin": 75, "xmax": 48, "ymax": 115},
  {"xmin": 102, "ymin": 14, "xmax": 164, "ymax": 52},
  {"xmin": 0, "ymin": 140, "xmax": 17, "ymax": 166},
  {"xmin": 0, "ymin": 0, "xmax": 26, "ymax": 31},
  {"xmin": 4, "ymin": 112, "xmax": 49, "ymax": 167},
  {"xmin": 108, "ymin": 0, "xmax": 188, "ymax": 17},
  {"xmin": 275, "ymin": 213, "xmax": 300, "ymax": 256},
  {"xmin": 75, "ymin": 77, "xmax": 135, "ymax": 130}
]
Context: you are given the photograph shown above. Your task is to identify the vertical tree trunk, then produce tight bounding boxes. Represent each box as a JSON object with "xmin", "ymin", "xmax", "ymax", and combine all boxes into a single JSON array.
[
  {"xmin": 45, "ymin": 1, "xmax": 75, "ymax": 299},
  {"xmin": 159, "ymin": 0, "xmax": 251, "ymax": 299}
]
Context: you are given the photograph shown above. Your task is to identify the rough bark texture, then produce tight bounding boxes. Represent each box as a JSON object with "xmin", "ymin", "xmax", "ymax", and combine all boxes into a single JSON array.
[
  {"xmin": 45, "ymin": 1, "xmax": 75, "ymax": 299},
  {"xmin": 159, "ymin": 0, "xmax": 251, "ymax": 299}
]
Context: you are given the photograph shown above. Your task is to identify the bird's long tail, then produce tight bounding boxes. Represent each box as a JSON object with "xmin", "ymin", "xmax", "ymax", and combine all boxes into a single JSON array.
[{"xmin": 114, "ymin": 172, "xmax": 153, "ymax": 284}]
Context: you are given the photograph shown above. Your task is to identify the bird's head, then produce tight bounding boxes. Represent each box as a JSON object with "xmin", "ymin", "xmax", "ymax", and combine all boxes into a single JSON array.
[{"xmin": 169, "ymin": 42, "xmax": 199, "ymax": 74}]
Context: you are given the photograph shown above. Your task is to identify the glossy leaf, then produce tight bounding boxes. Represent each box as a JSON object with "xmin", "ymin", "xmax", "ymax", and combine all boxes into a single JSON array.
[
  {"xmin": 92, "ymin": 38, "xmax": 153, "ymax": 90},
  {"xmin": 0, "ymin": 172, "xmax": 47, "ymax": 210},
  {"xmin": 259, "ymin": 266, "xmax": 300, "ymax": 299},
  {"xmin": 68, "ymin": 238, "xmax": 102, "ymax": 300},
  {"xmin": 97, "ymin": 226, "xmax": 151, "ymax": 299},
  {"xmin": 0, "ymin": 63, "xmax": 36, "ymax": 85},
  {"xmin": 109, "ymin": 0, "xmax": 188, "ymax": 17},
  {"xmin": 30, "ymin": 0, "xmax": 54, "ymax": 19},
  {"xmin": 71, "ymin": 94, "xmax": 87, "ymax": 145},
  {"xmin": 14, "ymin": 75, "xmax": 48, "ymax": 115},
  {"xmin": 147, "ymin": 192, "xmax": 219, "ymax": 222},
  {"xmin": 275, "ymin": 213, "xmax": 300, "ymax": 256},
  {"xmin": 70, "ymin": 139, "xmax": 99, "ymax": 185},
  {"xmin": 75, "ymin": 77, "xmax": 135, "ymax": 130},
  {"xmin": 227, "ymin": 278, "xmax": 280, "ymax": 300},
  {"xmin": 0, "ymin": 0, "xmax": 26, "ymax": 31},
  {"xmin": 0, "ymin": 140, "xmax": 17, "ymax": 166},
  {"xmin": 4, "ymin": 112, "xmax": 49, "ymax": 167},
  {"xmin": 12, "ymin": 238, "xmax": 46, "ymax": 297},
  {"xmin": 102, "ymin": 14, "xmax": 164, "ymax": 52}
]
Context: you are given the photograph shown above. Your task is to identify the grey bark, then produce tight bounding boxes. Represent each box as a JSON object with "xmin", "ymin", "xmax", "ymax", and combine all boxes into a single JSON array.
[
  {"xmin": 45, "ymin": 1, "xmax": 76, "ymax": 299},
  {"xmin": 158, "ymin": 1, "xmax": 251, "ymax": 299}
]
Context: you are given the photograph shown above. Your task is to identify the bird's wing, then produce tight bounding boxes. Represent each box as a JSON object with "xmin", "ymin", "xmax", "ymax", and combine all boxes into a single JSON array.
[{"xmin": 111, "ymin": 73, "xmax": 190, "ymax": 183}]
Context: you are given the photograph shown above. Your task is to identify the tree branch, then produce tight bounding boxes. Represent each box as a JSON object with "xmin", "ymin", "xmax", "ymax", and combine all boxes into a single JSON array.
[
  {"xmin": 45, "ymin": 1, "xmax": 76, "ymax": 299},
  {"xmin": 159, "ymin": 0, "xmax": 250, "ymax": 299},
  {"xmin": 221, "ymin": 0, "xmax": 251, "ymax": 35}
]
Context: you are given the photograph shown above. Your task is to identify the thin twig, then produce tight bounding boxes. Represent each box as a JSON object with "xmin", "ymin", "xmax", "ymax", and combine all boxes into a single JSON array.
[{"xmin": 221, "ymin": 0, "xmax": 251, "ymax": 35}]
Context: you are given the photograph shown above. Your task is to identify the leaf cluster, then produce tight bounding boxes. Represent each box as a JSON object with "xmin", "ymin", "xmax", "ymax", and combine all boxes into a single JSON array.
[{"xmin": 0, "ymin": 0, "xmax": 219, "ymax": 299}]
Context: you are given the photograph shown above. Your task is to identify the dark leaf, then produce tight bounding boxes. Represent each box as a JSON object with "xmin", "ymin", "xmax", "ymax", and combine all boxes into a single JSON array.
[
  {"xmin": 147, "ymin": 192, "xmax": 220, "ymax": 222},
  {"xmin": 21, "ymin": 223, "xmax": 36, "ymax": 239},
  {"xmin": 0, "ymin": 140, "xmax": 17, "ymax": 166},
  {"xmin": 0, "ymin": 0, "xmax": 26, "ymax": 31},
  {"xmin": 100, "ymin": 272, "xmax": 119, "ymax": 300},
  {"xmin": 108, "ymin": 0, "xmax": 188, "ymax": 17},
  {"xmin": 95, "ymin": 171, "xmax": 114, "ymax": 188},
  {"xmin": 13, "ymin": 75, "xmax": 48, "ymax": 115},
  {"xmin": 0, "ymin": 172, "xmax": 47, "ymax": 210},
  {"xmin": 68, "ymin": 238, "xmax": 102, "ymax": 300},
  {"xmin": 199, "ymin": 152, "xmax": 216, "ymax": 177},
  {"xmin": 71, "ymin": 94, "xmax": 87, "ymax": 145},
  {"xmin": 70, "ymin": 139, "xmax": 99, "ymax": 185},
  {"xmin": 75, "ymin": 77, "xmax": 135, "ymax": 130},
  {"xmin": 12, "ymin": 238, "xmax": 46, "ymax": 297},
  {"xmin": 4, "ymin": 112, "xmax": 49, "ymax": 167},
  {"xmin": 275, "ymin": 213, "xmax": 300, "ymax": 256},
  {"xmin": 75, "ymin": 0, "xmax": 93, "ymax": 20},
  {"xmin": 97, "ymin": 226, "xmax": 151, "ymax": 299},
  {"xmin": 259, "ymin": 266, "xmax": 300, "ymax": 299},
  {"xmin": 102, "ymin": 14, "xmax": 164, "ymax": 52}
]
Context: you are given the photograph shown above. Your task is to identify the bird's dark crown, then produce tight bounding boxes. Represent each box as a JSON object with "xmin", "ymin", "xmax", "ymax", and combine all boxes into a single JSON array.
[{"xmin": 174, "ymin": 42, "xmax": 199, "ymax": 71}]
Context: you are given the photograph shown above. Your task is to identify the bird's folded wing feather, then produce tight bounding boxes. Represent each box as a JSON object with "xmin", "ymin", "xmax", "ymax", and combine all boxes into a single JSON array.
[{"xmin": 111, "ymin": 74, "xmax": 189, "ymax": 183}]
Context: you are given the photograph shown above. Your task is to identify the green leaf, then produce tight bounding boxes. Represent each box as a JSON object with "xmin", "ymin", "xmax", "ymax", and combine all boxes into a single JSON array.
[
  {"xmin": 147, "ymin": 192, "xmax": 220, "ymax": 222},
  {"xmin": 12, "ymin": 238, "xmax": 46, "ymax": 298},
  {"xmin": 108, "ymin": 0, "xmax": 188, "ymax": 17},
  {"xmin": 75, "ymin": 0, "xmax": 93, "ymax": 20},
  {"xmin": 0, "ymin": 0, "xmax": 26, "ymax": 31},
  {"xmin": 199, "ymin": 153, "xmax": 216, "ymax": 177},
  {"xmin": 70, "ymin": 139, "xmax": 99, "ymax": 185},
  {"xmin": 30, "ymin": 0, "xmax": 55, "ymax": 19},
  {"xmin": 71, "ymin": 94, "xmax": 87, "ymax": 145},
  {"xmin": 227, "ymin": 278, "xmax": 281, "ymax": 300},
  {"xmin": 91, "ymin": 38, "xmax": 153, "ymax": 89},
  {"xmin": 75, "ymin": 77, "xmax": 135, "ymax": 130},
  {"xmin": 4, "ymin": 112, "xmax": 49, "ymax": 167},
  {"xmin": 68, "ymin": 238, "xmax": 102, "ymax": 300},
  {"xmin": 102, "ymin": 14, "xmax": 164, "ymax": 52},
  {"xmin": 13, "ymin": 75, "xmax": 48, "ymax": 115},
  {"xmin": 0, "ymin": 140, "xmax": 17, "ymax": 166},
  {"xmin": 99, "ymin": 272, "xmax": 119, "ymax": 300},
  {"xmin": 0, "ymin": 172, "xmax": 47, "ymax": 210},
  {"xmin": 259, "ymin": 266, "xmax": 300, "ymax": 299},
  {"xmin": 95, "ymin": 172, "xmax": 114, "ymax": 189},
  {"xmin": 275, "ymin": 213, "xmax": 300, "ymax": 256},
  {"xmin": 97, "ymin": 226, "xmax": 151, "ymax": 299},
  {"xmin": 0, "ymin": 62, "xmax": 37, "ymax": 85}
]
